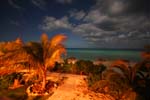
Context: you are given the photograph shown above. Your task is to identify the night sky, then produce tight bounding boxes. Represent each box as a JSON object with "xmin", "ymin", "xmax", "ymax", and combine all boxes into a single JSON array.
[{"xmin": 0, "ymin": 0, "xmax": 150, "ymax": 49}]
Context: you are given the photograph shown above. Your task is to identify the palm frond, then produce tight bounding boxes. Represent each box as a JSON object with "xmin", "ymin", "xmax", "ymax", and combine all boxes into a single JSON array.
[
  {"xmin": 49, "ymin": 34, "xmax": 67, "ymax": 47},
  {"xmin": 40, "ymin": 34, "xmax": 67, "ymax": 69},
  {"xmin": 41, "ymin": 33, "xmax": 49, "ymax": 46},
  {"xmin": 110, "ymin": 60, "xmax": 130, "ymax": 81},
  {"xmin": 26, "ymin": 42, "xmax": 43, "ymax": 61},
  {"xmin": 136, "ymin": 71, "xmax": 145, "ymax": 79},
  {"xmin": 45, "ymin": 45, "xmax": 66, "ymax": 68},
  {"xmin": 104, "ymin": 70, "xmax": 125, "ymax": 80}
]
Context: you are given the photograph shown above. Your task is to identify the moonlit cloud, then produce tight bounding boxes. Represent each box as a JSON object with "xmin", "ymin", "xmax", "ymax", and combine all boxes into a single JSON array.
[
  {"xmin": 84, "ymin": 10, "xmax": 112, "ymax": 24},
  {"xmin": 40, "ymin": 0, "xmax": 150, "ymax": 48},
  {"xmin": 31, "ymin": 0, "xmax": 46, "ymax": 10},
  {"xmin": 109, "ymin": 1, "xmax": 126, "ymax": 14},
  {"xmin": 70, "ymin": 10, "xmax": 86, "ymax": 20},
  {"xmin": 40, "ymin": 16, "xmax": 72, "ymax": 31},
  {"xmin": 56, "ymin": 0, "xmax": 73, "ymax": 4},
  {"xmin": 8, "ymin": 0, "xmax": 47, "ymax": 10},
  {"xmin": 8, "ymin": 0, "xmax": 22, "ymax": 9}
]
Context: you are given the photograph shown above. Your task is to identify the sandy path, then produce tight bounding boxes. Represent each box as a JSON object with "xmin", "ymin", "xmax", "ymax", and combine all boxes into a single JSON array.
[
  {"xmin": 47, "ymin": 73, "xmax": 115, "ymax": 100},
  {"xmin": 47, "ymin": 73, "xmax": 89, "ymax": 100}
]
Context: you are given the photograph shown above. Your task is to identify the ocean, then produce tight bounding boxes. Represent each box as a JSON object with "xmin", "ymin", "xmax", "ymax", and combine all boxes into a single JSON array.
[{"xmin": 66, "ymin": 48, "xmax": 143, "ymax": 62}]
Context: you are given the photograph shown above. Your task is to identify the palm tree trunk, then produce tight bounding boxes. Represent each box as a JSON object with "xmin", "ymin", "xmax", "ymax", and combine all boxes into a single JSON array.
[
  {"xmin": 41, "ymin": 67, "xmax": 46, "ymax": 91},
  {"xmin": 12, "ymin": 79, "xmax": 20, "ymax": 88}
]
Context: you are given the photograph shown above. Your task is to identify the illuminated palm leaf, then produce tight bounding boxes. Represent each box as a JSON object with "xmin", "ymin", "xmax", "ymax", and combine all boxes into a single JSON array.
[
  {"xmin": 110, "ymin": 60, "xmax": 137, "ymax": 84},
  {"xmin": 49, "ymin": 34, "xmax": 67, "ymax": 47},
  {"xmin": 111, "ymin": 60, "xmax": 130, "ymax": 78}
]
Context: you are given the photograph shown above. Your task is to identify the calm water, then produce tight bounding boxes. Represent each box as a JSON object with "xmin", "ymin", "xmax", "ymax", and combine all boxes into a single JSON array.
[{"xmin": 66, "ymin": 48, "xmax": 142, "ymax": 61}]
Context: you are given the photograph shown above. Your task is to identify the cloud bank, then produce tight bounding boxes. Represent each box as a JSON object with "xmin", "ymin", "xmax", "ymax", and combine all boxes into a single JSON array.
[
  {"xmin": 8, "ymin": 0, "xmax": 22, "ymax": 9},
  {"xmin": 56, "ymin": 0, "xmax": 73, "ymax": 4},
  {"xmin": 40, "ymin": 0, "xmax": 150, "ymax": 48},
  {"xmin": 31, "ymin": 0, "xmax": 46, "ymax": 10}
]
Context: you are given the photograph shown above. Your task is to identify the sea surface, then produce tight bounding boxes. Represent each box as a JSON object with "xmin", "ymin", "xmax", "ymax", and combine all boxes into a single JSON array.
[{"xmin": 66, "ymin": 48, "xmax": 143, "ymax": 62}]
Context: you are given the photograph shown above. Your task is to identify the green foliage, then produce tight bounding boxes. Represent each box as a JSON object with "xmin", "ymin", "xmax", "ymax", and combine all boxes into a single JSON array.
[
  {"xmin": 53, "ymin": 62, "xmax": 71, "ymax": 73},
  {"xmin": 138, "ymin": 60, "xmax": 150, "ymax": 72},
  {"xmin": 0, "ymin": 76, "xmax": 10, "ymax": 89},
  {"xmin": 90, "ymin": 80, "xmax": 109, "ymax": 93},
  {"xmin": 133, "ymin": 60, "xmax": 150, "ymax": 100},
  {"xmin": 90, "ymin": 80, "xmax": 125, "ymax": 99},
  {"xmin": 0, "ymin": 87, "xmax": 27, "ymax": 100},
  {"xmin": 61, "ymin": 64, "xmax": 72, "ymax": 73},
  {"xmin": 87, "ymin": 73, "xmax": 101, "ymax": 87},
  {"xmin": 0, "ymin": 73, "xmax": 23, "ymax": 89},
  {"xmin": 90, "ymin": 80, "xmax": 130, "ymax": 99},
  {"xmin": 87, "ymin": 64, "xmax": 106, "ymax": 87},
  {"xmin": 76, "ymin": 60, "xmax": 93, "ymax": 74},
  {"xmin": 52, "ymin": 62, "xmax": 61, "ymax": 72},
  {"xmin": 90, "ymin": 69, "xmax": 134, "ymax": 99},
  {"xmin": 93, "ymin": 64, "xmax": 106, "ymax": 73}
]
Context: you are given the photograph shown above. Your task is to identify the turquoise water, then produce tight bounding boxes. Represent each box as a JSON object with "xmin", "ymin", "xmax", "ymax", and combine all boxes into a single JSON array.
[{"xmin": 66, "ymin": 49, "xmax": 142, "ymax": 61}]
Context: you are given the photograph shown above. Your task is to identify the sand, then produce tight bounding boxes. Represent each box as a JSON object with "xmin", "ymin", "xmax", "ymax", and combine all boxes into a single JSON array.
[{"xmin": 47, "ymin": 73, "xmax": 115, "ymax": 100}]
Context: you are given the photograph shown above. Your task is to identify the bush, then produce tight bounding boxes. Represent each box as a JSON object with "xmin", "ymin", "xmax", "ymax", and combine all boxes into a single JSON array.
[
  {"xmin": 76, "ymin": 60, "xmax": 93, "ymax": 75},
  {"xmin": 90, "ymin": 80, "xmax": 135, "ymax": 100},
  {"xmin": 87, "ymin": 73, "xmax": 101, "ymax": 87},
  {"xmin": 0, "ymin": 76, "xmax": 10, "ymax": 89},
  {"xmin": 133, "ymin": 60, "xmax": 150, "ymax": 100},
  {"xmin": 87, "ymin": 64, "xmax": 106, "ymax": 86},
  {"xmin": 90, "ymin": 69, "xmax": 136, "ymax": 99},
  {"xmin": 52, "ymin": 62, "xmax": 72, "ymax": 73},
  {"xmin": 0, "ymin": 72, "xmax": 23, "ymax": 89}
]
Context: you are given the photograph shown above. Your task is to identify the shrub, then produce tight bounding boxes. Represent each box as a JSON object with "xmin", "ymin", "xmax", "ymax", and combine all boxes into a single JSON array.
[
  {"xmin": 87, "ymin": 64, "xmax": 106, "ymax": 87},
  {"xmin": 0, "ymin": 72, "xmax": 23, "ymax": 89},
  {"xmin": 90, "ymin": 80, "xmax": 135, "ymax": 100},
  {"xmin": 87, "ymin": 73, "xmax": 101, "ymax": 87},
  {"xmin": 90, "ymin": 69, "xmax": 137, "ymax": 99},
  {"xmin": 76, "ymin": 60, "xmax": 93, "ymax": 75}
]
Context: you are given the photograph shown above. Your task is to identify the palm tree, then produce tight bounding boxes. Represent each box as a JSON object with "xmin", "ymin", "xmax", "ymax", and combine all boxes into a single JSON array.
[
  {"xmin": 110, "ymin": 59, "xmax": 137, "ymax": 85},
  {"xmin": 0, "ymin": 33, "xmax": 67, "ymax": 91},
  {"xmin": 0, "ymin": 38, "xmax": 24, "ymax": 75},
  {"xmin": 39, "ymin": 33, "xmax": 67, "ymax": 90},
  {"xmin": 134, "ymin": 59, "xmax": 150, "ymax": 99},
  {"xmin": 23, "ymin": 33, "xmax": 67, "ymax": 91},
  {"xmin": 0, "ymin": 38, "xmax": 26, "ymax": 88}
]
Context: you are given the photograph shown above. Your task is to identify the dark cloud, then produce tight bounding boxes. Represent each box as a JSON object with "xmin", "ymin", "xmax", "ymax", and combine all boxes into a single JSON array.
[
  {"xmin": 69, "ymin": 10, "xmax": 86, "ymax": 20},
  {"xmin": 40, "ymin": 0, "xmax": 150, "ymax": 48},
  {"xmin": 95, "ymin": 0, "xmax": 150, "ymax": 16},
  {"xmin": 56, "ymin": 0, "xmax": 73, "ymax": 4},
  {"xmin": 95, "ymin": 20, "xmax": 116, "ymax": 31},
  {"xmin": 8, "ymin": 0, "xmax": 22, "ymax": 9},
  {"xmin": 31, "ymin": 0, "xmax": 47, "ymax": 10},
  {"xmin": 40, "ymin": 16, "xmax": 72, "ymax": 31},
  {"xmin": 127, "ymin": 0, "xmax": 150, "ymax": 15},
  {"xmin": 80, "ymin": 0, "xmax": 150, "ymax": 48}
]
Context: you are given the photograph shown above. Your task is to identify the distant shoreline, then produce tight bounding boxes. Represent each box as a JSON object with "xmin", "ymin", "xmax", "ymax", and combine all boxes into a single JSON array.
[
  {"xmin": 67, "ymin": 48, "xmax": 144, "ymax": 51},
  {"xmin": 66, "ymin": 49, "xmax": 142, "ymax": 62}
]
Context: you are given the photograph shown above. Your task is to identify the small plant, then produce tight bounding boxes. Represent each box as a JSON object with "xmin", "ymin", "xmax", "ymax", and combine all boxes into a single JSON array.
[{"xmin": 0, "ymin": 72, "xmax": 23, "ymax": 89}]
